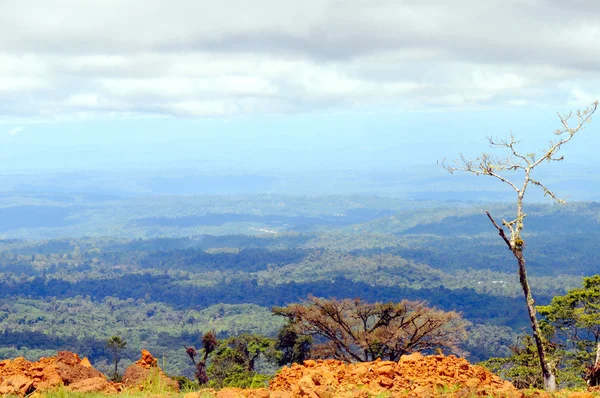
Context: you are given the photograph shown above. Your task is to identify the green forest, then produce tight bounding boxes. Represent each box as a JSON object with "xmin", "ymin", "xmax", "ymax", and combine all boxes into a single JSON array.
[{"xmin": 0, "ymin": 193, "xmax": 599, "ymax": 387}]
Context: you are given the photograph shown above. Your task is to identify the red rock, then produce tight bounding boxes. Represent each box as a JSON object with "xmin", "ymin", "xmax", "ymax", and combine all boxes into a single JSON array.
[
  {"xmin": 373, "ymin": 361, "xmax": 396, "ymax": 378},
  {"xmin": 135, "ymin": 349, "xmax": 158, "ymax": 368},
  {"xmin": 568, "ymin": 393, "xmax": 594, "ymax": 398},
  {"xmin": 0, "ymin": 374, "xmax": 34, "ymax": 396},
  {"xmin": 399, "ymin": 352, "xmax": 423, "ymax": 363},
  {"xmin": 66, "ymin": 376, "xmax": 112, "ymax": 393},
  {"xmin": 80, "ymin": 357, "xmax": 93, "ymax": 369},
  {"xmin": 269, "ymin": 353, "xmax": 516, "ymax": 397},
  {"xmin": 122, "ymin": 350, "xmax": 178, "ymax": 392}
]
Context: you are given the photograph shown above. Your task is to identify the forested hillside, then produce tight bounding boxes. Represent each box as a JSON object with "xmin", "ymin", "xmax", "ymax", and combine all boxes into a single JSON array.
[{"xmin": 0, "ymin": 193, "xmax": 598, "ymax": 377}]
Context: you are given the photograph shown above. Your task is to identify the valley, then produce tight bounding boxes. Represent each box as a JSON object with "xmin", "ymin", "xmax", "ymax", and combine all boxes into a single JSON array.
[{"xmin": 0, "ymin": 193, "xmax": 597, "ymax": 379}]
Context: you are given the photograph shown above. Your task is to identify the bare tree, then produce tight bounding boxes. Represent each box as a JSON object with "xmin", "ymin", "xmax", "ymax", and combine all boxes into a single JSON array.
[
  {"xmin": 441, "ymin": 101, "xmax": 598, "ymax": 391},
  {"xmin": 273, "ymin": 296, "xmax": 467, "ymax": 363}
]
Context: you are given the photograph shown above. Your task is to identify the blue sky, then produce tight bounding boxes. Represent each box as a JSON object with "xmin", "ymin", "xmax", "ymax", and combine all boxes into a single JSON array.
[{"xmin": 0, "ymin": 0, "xmax": 599, "ymax": 175}]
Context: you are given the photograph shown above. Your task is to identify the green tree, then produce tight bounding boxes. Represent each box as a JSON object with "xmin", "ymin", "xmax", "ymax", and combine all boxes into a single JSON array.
[
  {"xmin": 106, "ymin": 335, "xmax": 127, "ymax": 381},
  {"xmin": 482, "ymin": 334, "xmax": 555, "ymax": 389},
  {"xmin": 482, "ymin": 329, "xmax": 584, "ymax": 389},
  {"xmin": 207, "ymin": 334, "xmax": 280, "ymax": 389},
  {"xmin": 463, "ymin": 324, "xmax": 517, "ymax": 363},
  {"xmin": 538, "ymin": 275, "xmax": 600, "ymax": 386},
  {"xmin": 273, "ymin": 296, "xmax": 468, "ymax": 362},
  {"xmin": 442, "ymin": 101, "xmax": 598, "ymax": 390},
  {"xmin": 275, "ymin": 323, "xmax": 312, "ymax": 366}
]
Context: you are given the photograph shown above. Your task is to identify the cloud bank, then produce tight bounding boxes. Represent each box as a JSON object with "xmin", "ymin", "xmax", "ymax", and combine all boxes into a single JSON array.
[
  {"xmin": 1, "ymin": 0, "xmax": 599, "ymax": 119},
  {"xmin": 8, "ymin": 126, "xmax": 23, "ymax": 136}
]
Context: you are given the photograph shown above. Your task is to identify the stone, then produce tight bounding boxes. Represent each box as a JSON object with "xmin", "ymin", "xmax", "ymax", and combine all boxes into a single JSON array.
[
  {"xmin": 135, "ymin": 349, "xmax": 158, "ymax": 368},
  {"xmin": 373, "ymin": 361, "xmax": 396, "ymax": 378},
  {"xmin": 0, "ymin": 374, "xmax": 34, "ymax": 396},
  {"xmin": 399, "ymin": 352, "xmax": 423, "ymax": 363},
  {"xmin": 66, "ymin": 376, "xmax": 111, "ymax": 393},
  {"xmin": 79, "ymin": 357, "xmax": 93, "ymax": 369}
]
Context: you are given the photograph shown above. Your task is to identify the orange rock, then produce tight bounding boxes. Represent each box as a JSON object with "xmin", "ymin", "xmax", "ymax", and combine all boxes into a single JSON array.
[
  {"xmin": 379, "ymin": 376, "xmax": 394, "ymax": 387},
  {"xmin": 135, "ymin": 349, "xmax": 158, "ymax": 368},
  {"xmin": 0, "ymin": 351, "xmax": 114, "ymax": 396},
  {"xmin": 66, "ymin": 376, "xmax": 112, "ymax": 393},
  {"xmin": 269, "ymin": 391, "xmax": 293, "ymax": 398},
  {"xmin": 568, "ymin": 393, "xmax": 595, "ymax": 398},
  {"xmin": 0, "ymin": 374, "xmax": 34, "ymax": 396},
  {"xmin": 184, "ymin": 389, "xmax": 217, "ymax": 398},
  {"xmin": 373, "ymin": 361, "xmax": 396, "ymax": 378},
  {"xmin": 399, "ymin": 352, "xmax": 423, "ymax": 363},
  {"xmin": 248, "ymin": 388, "xmax": 271, "ymax": 398},
  {"xmin": 122, "ymin": 350, "xmax": 177, "ymax": 392},
  {"xmin": 464, "ymin": 377, "xmax": 480, "ymax": 388},
  {"xmin": 79, "ymin": 357, "xmax": 92, "ymax": 369},
  {"xmin": 216, "ymin": 388, "xmax": 244, "ymax": 398},
  {"xmin": 270, "ymin": 353, "xmax": 516, "ymax": 397},
  {"xmin": 349, "ymin": 363, "xmax": 369, "ymax": 378}
]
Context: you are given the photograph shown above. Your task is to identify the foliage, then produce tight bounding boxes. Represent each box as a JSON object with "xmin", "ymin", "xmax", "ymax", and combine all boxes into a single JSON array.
[
  {"xmin": 2, "ymin": 197, "xmax": 600, "ymax": 378},
  {"xmin": 482, "ymin": 334, "xmax": 550, "ymax": 389},
  {"xmin": 462, "ymin": 323, "xmax": 517, "ymax": 363},
  {"xmin": 538, "ymin": 275, "xmax": 600, "ymax": 385},
  {"xmin": 538, "ymin": 275, "xmax": 600, "ymax": 353},
  {"xmin": 184, "ymin": 330, "xmax": 218, "ymax": 385},
  {"xmin": 482, "ymin": 272, "xmax": 600, "ymax": 391},
  {"xmin": 206, "ymin": 334, "xmax": 280, "ymax": 389},
  {"xmin": 481, "ymin": 333, "xmax": 585, "ymax": 390},
  {"xmin": 170, "ymin": 375, "xmax": 197, "ymax": 392},
  {"xmin": 137, "ymin": 367, "xmax": 178, "ymax": 394},
  {"xmin": 273, "ymin": 296, "xmax": 468, "ymax": 362},
  {"xmin": 275, "ymin": 323, "xmax": 312, "ymax": 366}
]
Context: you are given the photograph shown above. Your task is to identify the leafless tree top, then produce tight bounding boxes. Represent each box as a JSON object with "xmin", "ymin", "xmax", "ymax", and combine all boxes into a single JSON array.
[{"xmin": 440, "ymin": 101, "xmax": 598, "ymax": 246}]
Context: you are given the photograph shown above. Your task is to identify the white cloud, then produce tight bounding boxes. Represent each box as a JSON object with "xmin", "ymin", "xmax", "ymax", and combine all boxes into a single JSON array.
[
  {"xmin": 568, "ymin": 87, "xmax": 600, "ymax": 107},
  {"xmin": 8, "ymin": 126, "xmax": 23, "ymax": 136},
  {"xmin": 507, "ymin": 99, "xmax": 529, "ymax": 107},
  {"xmin": 0, "ymin": 0, "xmax": 599, "ymax": 119}
]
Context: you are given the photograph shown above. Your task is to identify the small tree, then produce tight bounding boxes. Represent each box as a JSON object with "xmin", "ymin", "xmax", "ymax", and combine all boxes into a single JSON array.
[
  {"xmin": 184, "ymin": 330, "xmax": 218, "ymax": 385},
  {"xmin": 276, "ymin": 323, "xmax": 313, "ymax": 366},
  {"xmin": 441, "ymin": 101, "xmax": 598, "ymax": 391},
  {"xmin": 207, "ymin": 334, "xmax": 280, "ymax": 389},
  {"xmin": 273, "ymin": 296, "xmax": 467, "ymax": 363},
  {"xmin": 106, "ymin": 336, "xmax": 127, "ymax": 381}
]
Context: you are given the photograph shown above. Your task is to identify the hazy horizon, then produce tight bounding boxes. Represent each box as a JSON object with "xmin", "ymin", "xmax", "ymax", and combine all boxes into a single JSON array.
[{"xmin": 1, "ymin": 1, "xmax": 599, "ymax": 199}]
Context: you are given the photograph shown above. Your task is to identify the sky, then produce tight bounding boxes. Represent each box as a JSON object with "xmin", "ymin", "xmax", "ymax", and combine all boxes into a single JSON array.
[{"xmin": 0, "ymin": 0, "xmax": 599, "ymax": 174}]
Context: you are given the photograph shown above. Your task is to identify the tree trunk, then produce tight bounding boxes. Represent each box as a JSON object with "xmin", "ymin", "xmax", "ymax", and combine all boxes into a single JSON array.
[
  {"xmin": 516, "ymin": 251, "xmax": 556, "ymax": 391},
  {"xmin": 113, "ymin": 358, "xmax": 119, "ymax": 381},
  {"xmin": 587, "ymin": 342, "xmax": 600, "ymax": 386}
]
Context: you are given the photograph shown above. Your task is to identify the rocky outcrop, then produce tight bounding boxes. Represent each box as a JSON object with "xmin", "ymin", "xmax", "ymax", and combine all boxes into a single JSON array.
[
  {"xmin": 0, "ymin": 351, "xmax": 119, "ymax": 396},
  {"xmin": 270, "ymin": 353, "xmax": 517, "ymax": 397},
  {"xmin": 122, "ymin": 349, "xmax": 178, "ymax": 392},
  {"xmin": 0, "ymin": 349, "xmax": 179, "ymax": 396}
]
